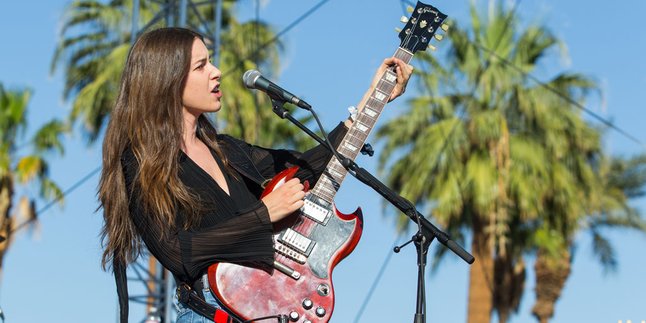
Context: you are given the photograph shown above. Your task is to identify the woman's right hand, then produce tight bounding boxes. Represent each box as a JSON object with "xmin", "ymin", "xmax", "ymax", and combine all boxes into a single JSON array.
[{"xmin": 261, "ymin": 178, "xmax": 306, "ymax": 223}]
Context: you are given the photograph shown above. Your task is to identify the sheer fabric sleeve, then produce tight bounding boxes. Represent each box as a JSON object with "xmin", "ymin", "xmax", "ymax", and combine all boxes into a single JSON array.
[
  {"xmin": 226, "ymin": 122, "xmax": 349, "ymax": 184},
  {"xmin": 122, "ymin": 150, "xmax": 274, "ymax": 282}
]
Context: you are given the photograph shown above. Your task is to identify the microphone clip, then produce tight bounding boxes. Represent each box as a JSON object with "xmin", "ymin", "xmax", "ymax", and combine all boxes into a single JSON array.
[{"xmin": 270, "ymin": 99, "xmax": 289, "ymax": 119}]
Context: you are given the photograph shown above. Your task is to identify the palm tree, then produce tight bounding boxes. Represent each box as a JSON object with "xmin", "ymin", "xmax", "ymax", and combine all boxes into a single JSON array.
[
  {"xmin": 374, "ymin": 1, "xmax": 632, "ymax": 322},
  {"xmin": 0, "ymin": 83, "xmax": 66, "ymax": 283},
  {"xmin": 531, "ymin": 154, "xmax": 646, "ymax": 323},
  {"xmin": 51, "ymin": 0, "xmax": 310, "ymax": 148}
]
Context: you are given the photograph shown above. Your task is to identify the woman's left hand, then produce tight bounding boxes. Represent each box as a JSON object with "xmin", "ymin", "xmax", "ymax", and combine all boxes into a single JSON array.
[{"xmin": 371, "ymin": 57, "xmax": 414, "ymax": 102}]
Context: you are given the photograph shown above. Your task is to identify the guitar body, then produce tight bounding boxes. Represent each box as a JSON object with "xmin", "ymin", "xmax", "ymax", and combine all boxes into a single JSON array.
[{"xmin": 208, "ymin": 166, "xmax": 364, "ymax": 322}]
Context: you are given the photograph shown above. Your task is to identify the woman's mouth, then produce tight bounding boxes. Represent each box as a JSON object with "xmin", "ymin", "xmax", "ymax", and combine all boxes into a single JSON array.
[{"xmin": 211, "ymin": 84, "xmax": 222, "ymax": 97}]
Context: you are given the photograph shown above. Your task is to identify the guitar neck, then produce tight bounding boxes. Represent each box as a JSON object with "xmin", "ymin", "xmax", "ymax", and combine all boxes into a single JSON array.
[{"xmin": 311, "ymin": 48, "xmax": 414, "ymax": 203}]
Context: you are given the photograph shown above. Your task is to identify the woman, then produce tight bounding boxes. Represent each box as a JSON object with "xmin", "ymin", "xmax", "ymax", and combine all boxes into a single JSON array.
[{"xmin": 98, "ymin": 27, "xmax": 412, "ymax": 323}]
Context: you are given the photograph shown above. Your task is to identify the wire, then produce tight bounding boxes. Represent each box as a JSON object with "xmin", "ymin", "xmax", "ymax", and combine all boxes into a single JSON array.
[
  {"xmin": 471, "ymin": 42, "xmax": 645, "ymax": 148},
  {"xmin": 353, "ymin": 236, "xmax": 401, "ymax": 323},
  {"xmin": 9, "ymin": 165, "xmax": 101, "ymax": 235},
  {"xmin": 220, "ymin": 0, "xmax": 332, "ymax": 78}
]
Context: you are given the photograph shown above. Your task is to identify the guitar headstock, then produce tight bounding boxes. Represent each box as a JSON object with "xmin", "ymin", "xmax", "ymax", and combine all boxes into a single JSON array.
[{"xmin": 398, "ymin": 1, "xmax": 448, "ymax": 54}]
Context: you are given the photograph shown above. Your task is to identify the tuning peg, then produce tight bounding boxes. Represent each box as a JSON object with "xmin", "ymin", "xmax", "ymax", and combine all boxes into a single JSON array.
[
  {"xmin": 434, "ymin": 34, "xmax": 444, "ymax": 41},
  {"xmin": 441, "ymin": 23, "xmax": 450, "ymax": 32},
  {"xmin": 400, "ymin": 16, "xmax": 409, "ymax": 23},
  {"xmin": 395, "ymin": 27, "xmax": 402, "ymax": 33},
  {"xmin": 406, "ymin": 6, "xmax": 414, "ymax": 13},
  {"xmin": 428, "ymin": 44, "xmax": 437, "ymax": 51}
]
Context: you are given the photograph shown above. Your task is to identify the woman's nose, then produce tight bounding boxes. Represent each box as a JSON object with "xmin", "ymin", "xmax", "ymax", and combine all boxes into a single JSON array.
[{"xmin": 209, "ymin": 64, "xmax": 221, "ymax": 79}]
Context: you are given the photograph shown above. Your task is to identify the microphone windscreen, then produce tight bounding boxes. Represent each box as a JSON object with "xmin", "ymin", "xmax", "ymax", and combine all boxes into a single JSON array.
[{"xmin": 242, "ymin": 69, "xmax": 261, "ymax": 89}]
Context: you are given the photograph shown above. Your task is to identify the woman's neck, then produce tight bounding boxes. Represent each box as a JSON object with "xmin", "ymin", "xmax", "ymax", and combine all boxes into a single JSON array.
[{"xmin": 182, "ymin": 109, "xmax": 201, "ymax": 150}]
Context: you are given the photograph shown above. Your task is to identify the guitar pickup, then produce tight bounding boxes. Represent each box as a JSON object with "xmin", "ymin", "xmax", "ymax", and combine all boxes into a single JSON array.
[{"xmin": 301, "ymin": 195, "xmax": 332, "ymax": 224}]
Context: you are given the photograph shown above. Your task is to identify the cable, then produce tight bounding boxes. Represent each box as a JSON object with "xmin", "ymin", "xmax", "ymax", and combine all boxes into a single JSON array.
[
  {"xmin": 9, "ymin": 165, "xmax": 101, "ymax": 235},
  {"xmin": 220, "ymin": 0, "xmax": 332, "ymax": 78},
  {"xmin": 353, "ymin": 236, "xmax": 401, "ymax": 323},
  {"xmin": 471, "ymin": 42, "xmax": 645, "ymax": 148}
]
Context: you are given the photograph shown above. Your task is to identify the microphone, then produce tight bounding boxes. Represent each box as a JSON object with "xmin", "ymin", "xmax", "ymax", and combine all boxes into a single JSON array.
[{"xmin": 242, "ymin": 69, "xmax": 312, "ymax": 110}]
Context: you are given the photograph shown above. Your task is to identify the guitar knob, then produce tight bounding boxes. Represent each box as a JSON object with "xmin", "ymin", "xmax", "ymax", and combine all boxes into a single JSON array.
[
  {"xmin": 302, "ymin": 298, "xmax": 313, "ymax": 310},
  {"xmin": 288, "ymin": 311, "xmax": 299, "ymax": 321},
  {"xmin": 315, "ymin": 307, "xmax": 326, "ymax": 317}
]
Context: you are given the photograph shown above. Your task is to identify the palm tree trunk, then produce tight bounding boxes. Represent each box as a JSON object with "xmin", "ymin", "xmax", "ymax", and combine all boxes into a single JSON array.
[
  {"xmin": 0, "ymin": 176, "xmax": 15, "ymax": 286},
  {"xmin": 532, "ymin": 249, "xmax": 571, "ymax": 323},
  {"xmin": 467, "ymin": 216, "xmax": 494, "ymax": 323}
]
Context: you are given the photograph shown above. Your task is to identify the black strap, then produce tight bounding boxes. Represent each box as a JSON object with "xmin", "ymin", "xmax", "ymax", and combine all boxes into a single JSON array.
[
  {"xmin": 114, "ymin": 256, "xmax": 129, "ymax": 323},
  {"xmin": 177, "ymin": 283, "xmax": 236, "ymax": 323}
]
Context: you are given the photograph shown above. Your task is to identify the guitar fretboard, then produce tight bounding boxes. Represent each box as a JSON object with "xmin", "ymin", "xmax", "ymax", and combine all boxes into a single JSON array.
[{"xmin": 311, "ymin": 48, "xmax": 414, "ymax": 203}]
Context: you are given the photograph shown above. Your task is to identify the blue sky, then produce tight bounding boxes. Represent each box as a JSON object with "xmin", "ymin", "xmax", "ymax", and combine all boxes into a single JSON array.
[{"xmin": 1, "ymin": 0, "xmax": 645, "ymax": 322}]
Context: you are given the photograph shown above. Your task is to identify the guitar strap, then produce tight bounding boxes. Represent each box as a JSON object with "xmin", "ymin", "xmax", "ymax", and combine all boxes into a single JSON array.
[{"xmin": 177, "ymin": 282, "xmax": 236, "ymax": 323}]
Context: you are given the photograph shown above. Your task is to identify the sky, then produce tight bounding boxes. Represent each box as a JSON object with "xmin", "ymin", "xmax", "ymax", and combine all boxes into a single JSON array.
[{"xmin": 0, "ymin": 0, "xmax": 645, "ymax": 323}]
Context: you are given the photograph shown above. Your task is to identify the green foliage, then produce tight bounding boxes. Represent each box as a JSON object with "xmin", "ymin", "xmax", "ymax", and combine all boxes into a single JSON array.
[
  {"xmin": 376, "ymin": 1, "xmax": 646, "ymax": 321},
  {"xmin": 51, "ymin": 0, "xmax": 312, "ymax": 149},
  {"xmin": 0, "ymin": 82, "xmax": 67, "ymax": 233}
]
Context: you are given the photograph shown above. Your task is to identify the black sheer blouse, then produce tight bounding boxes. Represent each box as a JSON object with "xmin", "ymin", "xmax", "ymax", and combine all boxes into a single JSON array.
[{"xmin": 120, "ymin": 123, "xmax": 348, "ymax": 286}]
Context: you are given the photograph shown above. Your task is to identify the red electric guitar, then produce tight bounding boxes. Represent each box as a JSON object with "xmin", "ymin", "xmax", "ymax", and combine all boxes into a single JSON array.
[{"xmin": 208, "ymin": 2, "xmax": 448, "ymax": 321}]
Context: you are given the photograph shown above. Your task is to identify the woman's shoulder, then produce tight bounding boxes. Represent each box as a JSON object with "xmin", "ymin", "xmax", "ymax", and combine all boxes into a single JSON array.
[{"xmin": 216, "ymin": 134, "xmax": 252, "ymax": 152}]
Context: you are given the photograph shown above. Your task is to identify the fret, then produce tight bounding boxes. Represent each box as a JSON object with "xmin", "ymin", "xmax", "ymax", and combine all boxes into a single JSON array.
[
  {"xmin": 327, "ymin": 168, "xmax": 344, "ymax": 180},
  {"xmin": 346, "ymin": 131, "xmax": 367, "ymax": 143},
  {"xmin": 363, "ymin": 107, "xmax": 378, "ymax": 118},
  {"xmin": 357, "ymin": 114, "xmax": 376, "ymax": 126},
  {"xmin": 384, "ymin": 70, "xmax": 397, "ymax": 83},
  {"xmin": 377, "ymin": 80, "xmax": 396, "ymax": 93},
  {"xmin": 354, "ymin": 121, "xmax": 369, "ymax": 132},
  {"xmin": 368, "ymin": 96, "xmax": 386, "ymax": 107},
  {"xmin": 374, "ymin": 90, "xmax": 388, "ymax": 102},
  {"xmin": 326, "ymin": 174, "xmax": 340, "ymax": 187},
  {"xmin": 312, "ymin": 187, "xmax": 333, "ymax": 202},
  {"xmin": 346, "ymin": 138, "xmax": 366, "ymax": 152},
  {"xmin": 329, "ymin": 163, "xmax": 345, "ymax": 174},
  {"xmin": 343, "ymin": 141, "xmax": 359, "ymax": 152}
]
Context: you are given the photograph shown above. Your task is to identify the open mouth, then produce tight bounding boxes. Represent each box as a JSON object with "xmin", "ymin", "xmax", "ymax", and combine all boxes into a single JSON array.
[{"xmin": 211, "ymin": 84, "xmax": 220, "ymax": 93}]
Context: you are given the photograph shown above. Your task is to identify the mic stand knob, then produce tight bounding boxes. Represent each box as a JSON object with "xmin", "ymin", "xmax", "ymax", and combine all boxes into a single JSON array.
[{"xmin": 393, "ymin": 237, "xmax": 415, "ymax": 253}]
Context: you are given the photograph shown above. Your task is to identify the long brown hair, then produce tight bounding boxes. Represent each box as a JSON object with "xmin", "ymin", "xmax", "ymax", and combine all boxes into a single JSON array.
[{"xmin": 98, "ymin": 27, "xmax": 225, "ymax": 269}]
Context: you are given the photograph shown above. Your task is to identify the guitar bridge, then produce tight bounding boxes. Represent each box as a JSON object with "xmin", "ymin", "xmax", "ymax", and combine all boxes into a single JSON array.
[{"xmin": 275, "ymin": 242, "xmax": 307, "ymax": 264}]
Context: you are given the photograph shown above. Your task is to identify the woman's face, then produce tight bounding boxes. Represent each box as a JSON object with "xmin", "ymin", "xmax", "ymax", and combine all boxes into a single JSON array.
[{"xmin": 182, "ymin": 38, "xmax": 222, "ymax": 116}]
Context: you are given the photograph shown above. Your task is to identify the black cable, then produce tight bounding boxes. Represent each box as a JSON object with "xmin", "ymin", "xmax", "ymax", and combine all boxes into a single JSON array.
[
  {"xmin": 220, "ymin": 0, "xmax": 332, "ymax": 78},
  {"xmin": 9, "ymin": 165, "xmax": 101, "ymax": 235},
  {"xmin": 471, "ymin": 42, "xmax": 644, "ymax": 147},
  {"xmin": 353, "ymin": 236, "xmax": 401, "ymax": 323}
]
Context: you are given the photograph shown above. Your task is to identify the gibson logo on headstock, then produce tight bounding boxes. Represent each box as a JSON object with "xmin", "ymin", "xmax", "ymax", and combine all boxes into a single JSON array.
[{"xmin": 418, "ymin": 7, "xmax": 440, "ymax": 15}]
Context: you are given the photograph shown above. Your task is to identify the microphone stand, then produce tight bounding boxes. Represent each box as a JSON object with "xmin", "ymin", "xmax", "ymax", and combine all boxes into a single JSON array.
[{"xmin": 269, "ymin": 99, "xmax": 474, "ymax": 322}]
